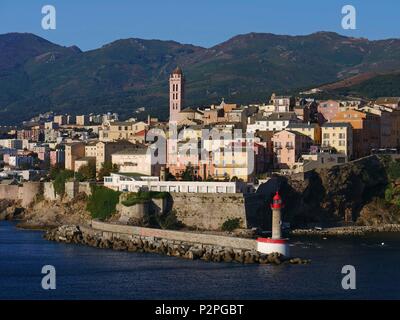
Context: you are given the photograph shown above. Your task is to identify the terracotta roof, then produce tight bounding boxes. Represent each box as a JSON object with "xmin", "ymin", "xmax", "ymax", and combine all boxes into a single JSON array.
[
  {"xmin": 172, "ymin": 66, "xmax": 183, "ymax": 75},
  {"xmin": 180, "ymin": 107, "xmax": 197, "ymax": 113},
  {"xmin": 135, "ymin": 129, "xmax": 146, "ymax": 136}
]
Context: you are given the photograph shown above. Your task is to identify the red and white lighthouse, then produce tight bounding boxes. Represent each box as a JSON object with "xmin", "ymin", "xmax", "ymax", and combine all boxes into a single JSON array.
[{"xmin": 257, "ymin": 191, "xmax": 290, "ymax": 256}]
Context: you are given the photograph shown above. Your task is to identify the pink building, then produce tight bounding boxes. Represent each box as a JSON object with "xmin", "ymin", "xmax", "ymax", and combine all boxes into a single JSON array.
[
  {"xmin": 272, "ymin": 130, "xmax": 312, "ymax": 169},
  {"xmin": 169, "ymin": 67, "xmax": 185, "ymax": 123},
  {"xmin": 318, "ymin": 100, "xmax": 340, "ymax": 122},
  {"xmin": 50, "ymin": 149, "xmax": 65, "ymax": 167},
  {"xmin": 167, "ymin": 140, "xmax": 213, "ymax": 180}
]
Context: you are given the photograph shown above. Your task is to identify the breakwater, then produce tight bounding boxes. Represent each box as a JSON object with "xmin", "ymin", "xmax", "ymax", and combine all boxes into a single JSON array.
[
  {"xmin": 291, "ymin": 224, "xmax": 400, "ymax": 236},
  {"xmin": 44, "ymin": 222, "xmax": 309, "ymax": 265}
]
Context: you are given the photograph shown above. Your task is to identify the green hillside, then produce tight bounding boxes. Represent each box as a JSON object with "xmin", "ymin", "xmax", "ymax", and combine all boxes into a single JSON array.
[{"xmin": 2, "ymin": 31, "xmax": 400, "ymax": 124}]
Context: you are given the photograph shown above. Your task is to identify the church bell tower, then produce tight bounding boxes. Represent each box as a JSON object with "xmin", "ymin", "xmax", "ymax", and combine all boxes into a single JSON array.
[{"xmin": 169, "ymin": 67, "xmax": 185, "ymax": 123}]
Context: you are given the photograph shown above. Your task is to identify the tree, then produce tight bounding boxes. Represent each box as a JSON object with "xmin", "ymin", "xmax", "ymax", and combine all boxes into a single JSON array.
[
  {"xmin": 165, "ymin": 170, "xmax": 177, "ymax": 181},
  {"xmin": 86, "ymin": 186, "xmax": 121, "ymax": 220},
  {"xmin": 98, "ymin": 161, "xmax": 119, "ymax": 180},
  {"xmin": 77, "ymin": 162, "xmax": 96, "ymax": 181},
  {"xmin": 206, "ymin": 175, "xmax": 215, "ymax": 182},
  {"xmin": 181, "ymin": 163, "xmax": 195, "ymax": 181},
  {"xmin": 49, "ymin": 164, "xmax": 63, "ymax": 180}
]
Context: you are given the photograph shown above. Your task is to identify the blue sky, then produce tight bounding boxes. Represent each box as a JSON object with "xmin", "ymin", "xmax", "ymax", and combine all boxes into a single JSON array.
[{"xmin": 0, "ymin": 0, "xmax": 399, "ymax": 51}]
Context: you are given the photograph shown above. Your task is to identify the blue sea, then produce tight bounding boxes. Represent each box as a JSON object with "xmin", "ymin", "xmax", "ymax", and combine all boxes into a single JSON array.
[{"xmin": 0, "ymin": 220, "xmax": 399, "ymax": 300}]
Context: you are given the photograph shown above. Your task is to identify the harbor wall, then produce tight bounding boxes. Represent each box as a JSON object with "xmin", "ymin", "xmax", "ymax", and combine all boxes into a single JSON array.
[{"xmin": 91, "ymin": 220, "xmax": 257, "ymax": 250}]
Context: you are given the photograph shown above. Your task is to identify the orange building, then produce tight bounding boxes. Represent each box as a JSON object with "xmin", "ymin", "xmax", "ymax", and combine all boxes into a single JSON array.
[
  {"xmin": 360, "ymin": 105, "xmax": 400, "ymax": 149},
  {"xmin": 332, "ymin": 109, "xmax": 380, "ymax": 158}
]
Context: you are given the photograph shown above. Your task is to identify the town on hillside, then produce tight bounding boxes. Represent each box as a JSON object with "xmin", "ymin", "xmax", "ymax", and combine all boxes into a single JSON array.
[{"xmin": 1, "ymin": 66, "xmax": 400, "ymax": 195}]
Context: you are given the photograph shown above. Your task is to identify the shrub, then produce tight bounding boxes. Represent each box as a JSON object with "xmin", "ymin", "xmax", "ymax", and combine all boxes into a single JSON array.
[
  {"xmin": 121, "ymin": 191, "xmax": 169, "ymax": 207},
  {"xmin": 157, "ymin": 210, "xmax": 184, "ymax": 230},
  {"xmin": 98, "ymin": 161, "xmax": 119, "ymax": 180},
  {"xmin": 221, "ymin": 218, "xmax": 241, "ymax": 232},
  {"xmin": 86, "ymin": 186, "xmax": 121, "ymax": 220},
  {"xmin": 53, "ymin": 170, "xmax": 74, "ymax": 195},
  {"xmin": 388, "ymin": 160, "xmax": 400, "ymax": 180},
  {"xmin": 385, "ymin": 184, "xmax": 394, "ymax": 202}
]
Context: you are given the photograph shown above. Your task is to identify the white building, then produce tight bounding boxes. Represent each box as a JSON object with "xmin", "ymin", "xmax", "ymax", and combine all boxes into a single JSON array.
[
  {"xmin": 247, "ymin": 112, "xmax": 299, "ymax": 133},
  {"xmin": 104, "ymin": 173, "xmax": 250, "ymax": 194},
  {"xmin": 111, "ymin": 146, "xmax": 163, "ymax": 176}
]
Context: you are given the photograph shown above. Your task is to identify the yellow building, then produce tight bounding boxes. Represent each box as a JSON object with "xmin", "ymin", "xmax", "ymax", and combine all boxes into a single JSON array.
[
  {"xmin": 84, "ymin": 142, "xmax": 97, "ymax": 158},
  {"xmin": 76, "ymin": 115, "xmax": 88, "ymax": 126},
  {"xmin": 99, "ymin": 121, "xmax": 147, "ymax": 142},
  {"xmin": 321, "ymin": 123, "xmax": 353, "ymax": 158},
  {"xmin": 53, "ymin": 115, "xmax": 67, "ymax": 126},
  {"xmin": 286, "ymin": 123, "xmax": 322, "ymax": 145},
  {"xmin": 95, "ymin": 140, "xmax": 134, "ymax": 172},
  {"xmin": 212, "ymin": 142, "xmax": 259, "ymax": 182}
]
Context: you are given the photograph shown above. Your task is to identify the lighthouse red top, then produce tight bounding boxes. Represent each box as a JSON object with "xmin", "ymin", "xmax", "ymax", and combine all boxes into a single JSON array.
[{"xmin": 271, "ymin": 191, "xmax": 284, "ymax": 209}]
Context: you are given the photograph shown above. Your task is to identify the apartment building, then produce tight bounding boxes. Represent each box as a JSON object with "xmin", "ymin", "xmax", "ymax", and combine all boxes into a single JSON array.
[
  {"xmin": 247, "ymin": 112, "xmax": 298, "ymax": 132},
  {"xmin": 332, "ymin": 109, "xmax": 380, "ymax": 158},
  {"xmin": 99, "ymin": 121, "xmax": 147, "ymax": 142},
  {"xmin": 360, "ymin": 105, "xmax": 400, "ymax": 148},
  {"xmin": 286, "ymin": 123, "xmax": 322, "ymax": 145},
  {"xmin": 375, "ymin": 97, "xmax": 400, "ymax": 110},
  {"xmin": 321, "ymin": 122, "xmax": 353, "ymax": 158},
  {"xmin": 318, "ymin": 100, "xmax": 341, "ymax": 122},
  {"xmin": 65, "ymin": 142, "xmax": 86, "ymax": 171},
  {"xmin": 95, "ymin": 140, "xmax": 134, "ymax": 171},
  {"xmin": 272, "ymin": 130, "xmax": 312, "ymax": 169},
  {"xmin": 111, "ymin": 145, "xmax": 163, "ymax": 176},
  {"xmin": 76, "ymin": 115, "xmax": 89, "ymax": 126}
]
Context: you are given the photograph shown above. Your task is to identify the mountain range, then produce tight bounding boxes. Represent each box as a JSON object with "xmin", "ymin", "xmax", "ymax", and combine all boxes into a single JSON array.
[{"xmin": 2, "ymin": 31, "xmax": 400, "ymax": 125}]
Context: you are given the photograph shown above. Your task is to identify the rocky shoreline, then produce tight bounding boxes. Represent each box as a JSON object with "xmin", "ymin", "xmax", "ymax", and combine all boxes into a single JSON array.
[
  {"xmin": 291, "ymin": 224, "xmax": 400, "ymax": 236},
  {"xmin": 44, "ymin": 225, "xmax": 310, "ymax": 265}
]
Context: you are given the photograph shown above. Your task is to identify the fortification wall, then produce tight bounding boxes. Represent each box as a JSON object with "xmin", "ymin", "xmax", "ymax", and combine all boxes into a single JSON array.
[
  {"xmin": 43, "ymin": 182, "xmax": 60, "ymax": 201},
  {"xmin": 0, "ymin": 185, "xmax": 19, "ymax": 201},
  {"xmin": 114, "ymin": 192, "xmax": 266, "ymax": 231},
  {"xmin": 170, "ymin": 193, "xmax": 248, "ymax": 230},
  {"xmin": 0, "ymin": 182, "xmax": 41, "ymax": 207}
]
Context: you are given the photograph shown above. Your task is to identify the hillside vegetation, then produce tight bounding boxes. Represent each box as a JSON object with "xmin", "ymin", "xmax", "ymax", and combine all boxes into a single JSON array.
[{"xmin": 3, "ymin": 32, "xmax": 400, "ymax": 124}]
